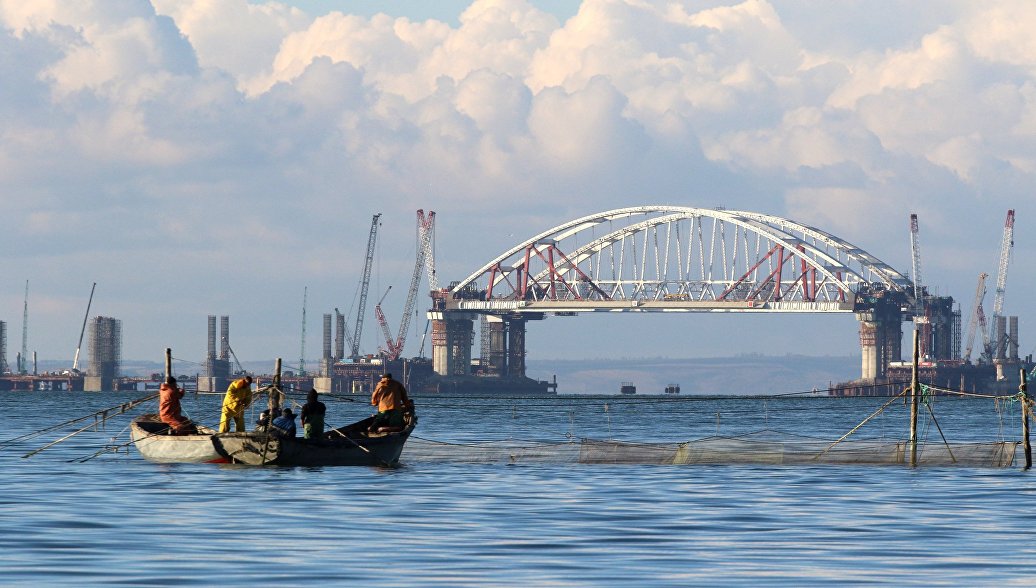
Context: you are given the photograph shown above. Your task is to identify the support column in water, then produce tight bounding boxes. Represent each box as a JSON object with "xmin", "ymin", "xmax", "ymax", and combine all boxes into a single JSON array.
[{"xmin": 506, "ymin": 316, "xmax": 526, "ymax": 378}]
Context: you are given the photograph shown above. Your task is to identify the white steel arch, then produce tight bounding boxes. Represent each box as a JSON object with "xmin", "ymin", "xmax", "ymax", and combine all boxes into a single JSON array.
[{"xmin": 449, "ymin": 206, "xmax": 911, "ymax": 313}]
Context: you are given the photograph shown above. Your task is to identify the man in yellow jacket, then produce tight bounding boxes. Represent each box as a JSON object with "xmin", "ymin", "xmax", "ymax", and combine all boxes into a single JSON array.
[{"xmin": 219, "ymin": 375, "xmax": 253, "ymax": 433}]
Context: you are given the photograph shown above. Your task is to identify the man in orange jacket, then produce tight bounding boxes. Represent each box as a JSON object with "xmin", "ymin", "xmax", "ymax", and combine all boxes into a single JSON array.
[
  {"xmin": 159, "ymin": 376, "xmax": 195, "ymax": 435},
  {"xmin": 368, "ymin": 373, "xmax": 411, "ymax": 432}
]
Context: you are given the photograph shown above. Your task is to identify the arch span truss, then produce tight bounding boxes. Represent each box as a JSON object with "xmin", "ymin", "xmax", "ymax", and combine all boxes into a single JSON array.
[{"xmin": 449, "ymin": 206, "xmax": 912, "ymax": 314}]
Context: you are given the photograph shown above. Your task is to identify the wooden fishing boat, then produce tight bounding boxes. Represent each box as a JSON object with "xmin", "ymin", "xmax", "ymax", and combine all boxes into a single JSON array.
[
  {"xmin": 211, "ymin": 413, "xmax": 417, "ymax": 466},
  {"xmin": 130, "ymin": 414, "xmax": 226, "ymax": 463}
]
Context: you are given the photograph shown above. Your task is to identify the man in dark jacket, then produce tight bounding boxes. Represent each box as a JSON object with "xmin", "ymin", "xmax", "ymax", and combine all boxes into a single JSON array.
[{"xmin": 300, "ymin": 389, "xmax": 326, "ymax": 440}]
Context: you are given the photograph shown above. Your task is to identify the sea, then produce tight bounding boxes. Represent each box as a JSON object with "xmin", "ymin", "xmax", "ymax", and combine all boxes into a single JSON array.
[{"xmin": 2, "ymin": 389, "xmax": 1036, "ymax": 587}]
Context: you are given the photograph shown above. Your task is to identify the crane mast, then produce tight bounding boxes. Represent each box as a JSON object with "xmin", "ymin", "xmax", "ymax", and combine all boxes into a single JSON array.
[
  {"xmin": 374, "ymin": 287, "xmax": 394, "ymax": 356},
  {"xmin": 421, "ymin": 209, "xmax": 438, "ymax": 291},
  {"xmin": 908, "ymin": 213, "xmax": 924, "ymax": 315},
  {"xmin": 351, "ymin": 213, "xmax": 381, "ymax": 360},
  {"xmin": 908, "ymin": 214, "xmax": 930, "ymax": 358},
  {"xmin": 19, "ymin": 280, "xmax": 28, "ymax": 375},
  {"xmin": 298, "ymin": 286, "xmax": 307, "ymax": 375},
  {"xmin": 962, "ymin": 273, "xmax": 987, "ymax": 364},
  {"xmin": 990, "ymin": 209, "xmax": 1015, "ymax": 357},
  {"xmin": 389, "ymin": 210, "xmax": 435, "ymax": 359},
  {"xmin": 377, "ymin": 210, "xmax": 436, "ymax": 361},
  {"xmin": 72, "ymin": 282, "xmax": 96, "ymax": 372}
]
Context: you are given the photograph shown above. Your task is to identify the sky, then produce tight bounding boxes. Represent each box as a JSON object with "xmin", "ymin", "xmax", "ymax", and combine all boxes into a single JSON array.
[{"xmin": 0, "ymin": 0, "xmax": 1033, "ymax": 370}]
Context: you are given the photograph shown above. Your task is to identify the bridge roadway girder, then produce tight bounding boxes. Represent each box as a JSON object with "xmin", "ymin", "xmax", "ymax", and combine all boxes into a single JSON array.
[
  {"xmin": 446, "ymin": 299, "xmax": 857, "ymax": 314},
  {"xmin": 433, "ymin": 292, "xmax": 911, "ymax": 382}
]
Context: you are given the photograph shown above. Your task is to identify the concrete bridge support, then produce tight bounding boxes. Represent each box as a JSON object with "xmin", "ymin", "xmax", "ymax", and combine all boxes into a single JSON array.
[
  {"xmin": 485, "ymin": 316, "xmax": 506, "ymax": 376},
  {"xmin": 431, "ymin": 313, "xmax": 474, "ymax": 377},
  {"xmin": 506, "ymin": 317, "xmax": 527, "ymax": 378},
  {"xmin": 856, "ymin": 302, "xmax": 903, "ymax": 381}
]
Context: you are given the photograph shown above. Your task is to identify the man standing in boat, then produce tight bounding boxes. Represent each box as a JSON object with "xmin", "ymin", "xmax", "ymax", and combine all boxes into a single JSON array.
[
  {"xmin": 219, "ymin": 375, "xmax": 253, "ymax": 433},
  {"xmin": 368, "ymin": 373, "xmax": 411, "ymax": 432},
  {"xmin": 159, "ymin": 376, "xmax": 195, "ymax": 435},
  {"xmin": 300, "ymin": 388, "xmax": 326, "ymax": 440}
]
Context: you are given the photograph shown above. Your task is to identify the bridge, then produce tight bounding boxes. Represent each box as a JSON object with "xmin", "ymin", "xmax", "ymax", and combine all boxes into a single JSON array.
[{"xmin": 427, "ymin": 206, "xmax": 955, "ymax": 384}]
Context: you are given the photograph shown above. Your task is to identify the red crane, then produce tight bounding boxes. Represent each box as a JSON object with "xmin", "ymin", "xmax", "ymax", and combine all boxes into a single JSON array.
[{"xmin": 375, "ymin": 210, "xmax": 436, "ymax": 361}]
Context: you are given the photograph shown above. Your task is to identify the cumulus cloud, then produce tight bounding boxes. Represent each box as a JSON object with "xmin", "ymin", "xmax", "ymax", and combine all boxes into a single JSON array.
[{"xmin": 0, "ymin": 0, "xmax": 1034, "ymax": 361}]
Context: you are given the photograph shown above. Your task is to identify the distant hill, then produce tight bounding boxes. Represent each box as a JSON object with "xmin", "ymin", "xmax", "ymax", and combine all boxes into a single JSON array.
[{"xmin": 526, "ymin": 355, "xmax": 859, "ymax": 395}]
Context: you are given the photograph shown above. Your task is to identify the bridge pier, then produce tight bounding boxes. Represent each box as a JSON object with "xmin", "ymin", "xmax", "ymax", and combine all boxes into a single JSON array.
[
  {"xmin": 485, "ymin": 316, "xmax": 506, "ymax": 376},
  {"xmin": 431, "ymin": 313, "xmax": 473, "ymax": 377},
  {"xmin": 855, "ymin": 290, "xmax": 904, "ymax": 380},
  {"xmin": 506, "ymin": 317, "xmax": 527, "ymax": 378}
]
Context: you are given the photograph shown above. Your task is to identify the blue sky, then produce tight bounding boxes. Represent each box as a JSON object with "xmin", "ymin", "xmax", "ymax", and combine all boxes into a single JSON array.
[{"xmin": 0, "ymin": 0, "xmax": 1032, "ymax": 372}]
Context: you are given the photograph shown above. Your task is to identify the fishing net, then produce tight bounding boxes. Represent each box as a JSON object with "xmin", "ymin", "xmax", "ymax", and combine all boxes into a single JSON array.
[{"xmin": 404, "ymin": 432, "xmax": 1018, "ymax": 467}]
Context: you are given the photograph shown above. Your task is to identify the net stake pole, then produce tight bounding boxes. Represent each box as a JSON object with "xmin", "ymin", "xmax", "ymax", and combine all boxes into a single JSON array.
[
  {"xmin": 165, "ymin": 348, "xmax": 172, "ymax": 381},
  {"xmin": 1021, "ymin": 368, "xmax": 1031, "ymax": 470},
  {"xmin": 910, "ymin": 329, "xmax": 919, "ymax": 467}
]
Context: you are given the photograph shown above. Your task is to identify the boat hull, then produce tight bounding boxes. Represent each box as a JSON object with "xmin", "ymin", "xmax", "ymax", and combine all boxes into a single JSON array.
[
  {"xmin": 130, "ymin": 415, "xmax": 225, "ymax": 463},
  {"xmin": 212, "ymin": 423, "xmax": 414, "ymax": 466}
]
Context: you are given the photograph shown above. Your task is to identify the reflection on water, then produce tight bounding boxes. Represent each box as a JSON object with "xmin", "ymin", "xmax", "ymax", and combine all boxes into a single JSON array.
[{"xmin": 1, "ymin": 391, "xmax": 1035, "ymax": 586}]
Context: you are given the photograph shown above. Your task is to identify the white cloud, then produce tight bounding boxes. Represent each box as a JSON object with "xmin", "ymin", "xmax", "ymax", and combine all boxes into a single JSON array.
[{"xmin": 0, "ymin": 0, "xmax": 1035, "ymax": 362}]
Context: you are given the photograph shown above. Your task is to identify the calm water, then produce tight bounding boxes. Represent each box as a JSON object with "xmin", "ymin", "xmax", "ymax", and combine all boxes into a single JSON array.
[{"xmin": 2, "ymin": 390, "xmax": 1036, "ymax": 586}]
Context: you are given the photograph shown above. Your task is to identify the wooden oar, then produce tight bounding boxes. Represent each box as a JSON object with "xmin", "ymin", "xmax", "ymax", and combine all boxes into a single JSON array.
[{"xmin": 1, "ymin": 392, "xmax": 159, "ymax": 451}]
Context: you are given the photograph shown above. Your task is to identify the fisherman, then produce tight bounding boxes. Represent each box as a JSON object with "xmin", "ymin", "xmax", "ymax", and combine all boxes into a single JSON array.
[
  {"xmin": 219, "ymin": 375, "xmax": 253, "ymax": 433},
  {"xmin": 271, "ymin": 407, "xmax": 297, "ymax": 438},
  {"xmin": 300, "ymin": 388, "xmax": 326, "ymax": 440},
  {"xmin": 368, "ymin": 373, "xmax": 411, "ymax": 433},
  {"xmin": 159, "ymin": 376, "xmax": 195, "ymax": 435},
  {"xmin": 255, "ymin": 409, "xmax": 271, "ymax": 432}
]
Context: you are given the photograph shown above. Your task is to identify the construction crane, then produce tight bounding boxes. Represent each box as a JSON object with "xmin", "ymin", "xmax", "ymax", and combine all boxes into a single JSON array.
[
  {"xmin": 420, "ymin": 209, "xmax": 438, "ymax": 291},
  {"xmin": 990, "ymin": 209, "xmax": 1015, "ymax": 358},
  {"xmin": 19, "ymin": 280, "xmax": 28, "ymax": 375},
  {"xmin": 71, "ymin": 282, "xmax": 96, "ymax": 373},
  {"xmin": 391, "ymin": 210, "xmax": 435, "ymax": 359},
  {"xmin": 298, "ymin": 286, "xmax": 307, "ymax": 375},
  {"xmin": 334, "ymin": 308, "xmax": 355, "ymax": 357},
  {"xmin": 962, "ymin": 273, "xmax": 988, "ymax": 364},
  {"xmin": 350, "ymin": 213, "xmax": 381, "ymax": 360},
  {"xmin": 908, "ymin": 213, "xmax": 930, "ymax": 358},
  {"xmin": 417, "ymin": 210, "xmax": 437, "ymax": 358},
  {"xmin": 375, "ymin": 211, "xmax": 436, "ymax": 361},
  {"xmin": 374, "ymin": 286, "xmax": 394, "ymax": 356}
]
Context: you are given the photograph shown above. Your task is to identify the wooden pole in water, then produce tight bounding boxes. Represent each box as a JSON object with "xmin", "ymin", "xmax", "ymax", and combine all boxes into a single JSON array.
[
  {"xmin": 910, "ymin": 329, "xmax": 919, "ymax": 466},
  {"xmin": 165, "ymin": 348, "xmax": 172, "ymax": 381},
  {"xmin": 1021, "ymin": 367, "xmax": 1031, "ymax": 470}
]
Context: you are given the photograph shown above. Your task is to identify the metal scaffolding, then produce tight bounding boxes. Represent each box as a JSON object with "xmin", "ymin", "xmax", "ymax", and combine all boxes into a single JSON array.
[
  {"xmin": 0, "ymin": 321, "xmax": 7, "ymax": 374},
  {"xmin": 88, "ymin": 316, "xmax": 121, "ymax": 387}
]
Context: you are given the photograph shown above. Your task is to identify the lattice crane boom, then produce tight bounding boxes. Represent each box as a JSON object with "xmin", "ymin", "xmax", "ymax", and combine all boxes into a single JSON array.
[
  {"xmin": 908, "ymin": 213, "xmax": 924, "ymax": 317},
  {"xmin": 20, "ymin": 280, "xmax": 28, "ymax": 375},
  {"xmin": 962, "ymin": 272, "xmax": 988, "ymax": 363},
  {"xmin": 421, "ymin": 209, "xmax": 438, "ymax": 291},
  {"xmin": 378, "ymin": 210, "xmax": 436, "ymax": 361},
  {"xmin": 374, "ymin": 286, "xmax": 394, "ymax": 356},
  {"xmin": 351, "ymin": 213, "xmax": 381, "ymax": 360},
  {"xmin": 298, "ymin": 286, "xmax": 307, "ymax": 375},
  {"xmin": 990, "ymin": 209, "xmax": 1015, "ymax": 359},
  {"xmin": 991, "ymin": 209, "xmax": 1015, "ymax": 321}
]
